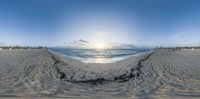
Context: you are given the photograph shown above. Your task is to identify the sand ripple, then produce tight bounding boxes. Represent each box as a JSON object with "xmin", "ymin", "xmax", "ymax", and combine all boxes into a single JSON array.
[{"xmin": 0, "ymin": 49, "xmax": 200, "ymax": 99}]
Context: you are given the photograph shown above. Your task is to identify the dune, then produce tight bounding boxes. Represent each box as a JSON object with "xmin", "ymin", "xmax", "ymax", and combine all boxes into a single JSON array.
[{"xmin": 0, "ymin": 48, "xmax": 200, "ymax": 99}]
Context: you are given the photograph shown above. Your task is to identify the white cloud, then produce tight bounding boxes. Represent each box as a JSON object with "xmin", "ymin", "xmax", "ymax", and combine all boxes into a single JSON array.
[
  {"xmin": 168, "ymin": 32, "xmax": 200, "ymax": 46},
  {"xmin": 170, "ymin": 33, "xmax": 185, "ymax": 41}
]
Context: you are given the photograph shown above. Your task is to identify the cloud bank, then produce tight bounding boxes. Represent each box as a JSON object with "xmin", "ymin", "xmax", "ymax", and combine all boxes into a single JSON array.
[{"xmin": 64, "ymin": 39, "xmax": 136, "ymax": 49}]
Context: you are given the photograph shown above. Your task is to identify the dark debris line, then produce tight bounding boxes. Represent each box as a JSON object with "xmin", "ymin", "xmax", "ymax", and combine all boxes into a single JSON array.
[
  {"xmin": 49, "ymin": 51, "xmax": 155, "ymax": 85},
  {"xmin": 50, "ymin": 53, "xmax": 66, "ymax": 79},
  {"xmin": 113, "ymin": 51, "xmax": 155, "ymax": 82}
]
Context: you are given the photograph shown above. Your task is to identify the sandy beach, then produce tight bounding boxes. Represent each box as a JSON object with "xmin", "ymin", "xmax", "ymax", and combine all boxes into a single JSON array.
[{"xmin": 0, "ymin": 49, "xmax": 200, "ymax": 99}]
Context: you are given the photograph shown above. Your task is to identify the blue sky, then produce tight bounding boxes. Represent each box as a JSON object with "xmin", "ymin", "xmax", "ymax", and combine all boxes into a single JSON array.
[{"xmin": 0, "ymin": 0, "xmax": 200, "ymax": 47}]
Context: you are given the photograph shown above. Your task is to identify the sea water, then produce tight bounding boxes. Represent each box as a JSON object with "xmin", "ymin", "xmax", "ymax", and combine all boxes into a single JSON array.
[{"xmin": 50, "ymin": 48, "xmax": 151, "ymax": 63}]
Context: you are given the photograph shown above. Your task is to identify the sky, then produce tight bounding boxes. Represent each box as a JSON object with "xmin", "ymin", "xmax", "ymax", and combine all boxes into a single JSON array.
[{"xmin": 0, "ymin": 0, "xmax": 200, "ymax": 47}]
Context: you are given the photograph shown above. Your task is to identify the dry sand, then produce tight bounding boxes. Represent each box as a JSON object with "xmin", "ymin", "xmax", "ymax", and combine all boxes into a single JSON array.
[{"xmin": 0, "ymin": 49, "xmax": 200, "ymax": 99}]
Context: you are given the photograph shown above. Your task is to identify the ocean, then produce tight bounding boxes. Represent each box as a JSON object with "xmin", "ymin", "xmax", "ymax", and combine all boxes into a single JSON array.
[{"xmin": 49, "ymin": 48, "xmax": 151, "ymax": 63}]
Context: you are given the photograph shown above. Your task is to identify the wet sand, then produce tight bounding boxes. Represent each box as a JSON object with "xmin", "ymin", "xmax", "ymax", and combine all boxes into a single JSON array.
[{"xmin": 0, "ymin": 49, "xmax": 200, "ymax": 99}]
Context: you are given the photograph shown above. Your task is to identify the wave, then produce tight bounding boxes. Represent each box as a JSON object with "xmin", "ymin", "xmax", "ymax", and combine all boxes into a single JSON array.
[{"xmin": 49, "ymin": 48, "xmax": 151, "ymax": 63}]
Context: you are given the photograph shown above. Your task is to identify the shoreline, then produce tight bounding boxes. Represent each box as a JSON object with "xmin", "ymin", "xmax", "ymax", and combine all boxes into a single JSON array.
[
  {"xmin": 48, "ymin": 48, "xmax": 153, "ymax": 64},
  {"xmin": 47, "ymin": 49, "xmax": 152, "ymax": 83}
]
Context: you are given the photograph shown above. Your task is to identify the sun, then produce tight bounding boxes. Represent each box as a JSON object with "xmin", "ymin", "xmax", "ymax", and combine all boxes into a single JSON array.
[{"xmin": 92, "ymin": 42, "xmax": 107, "ymax": 49}]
